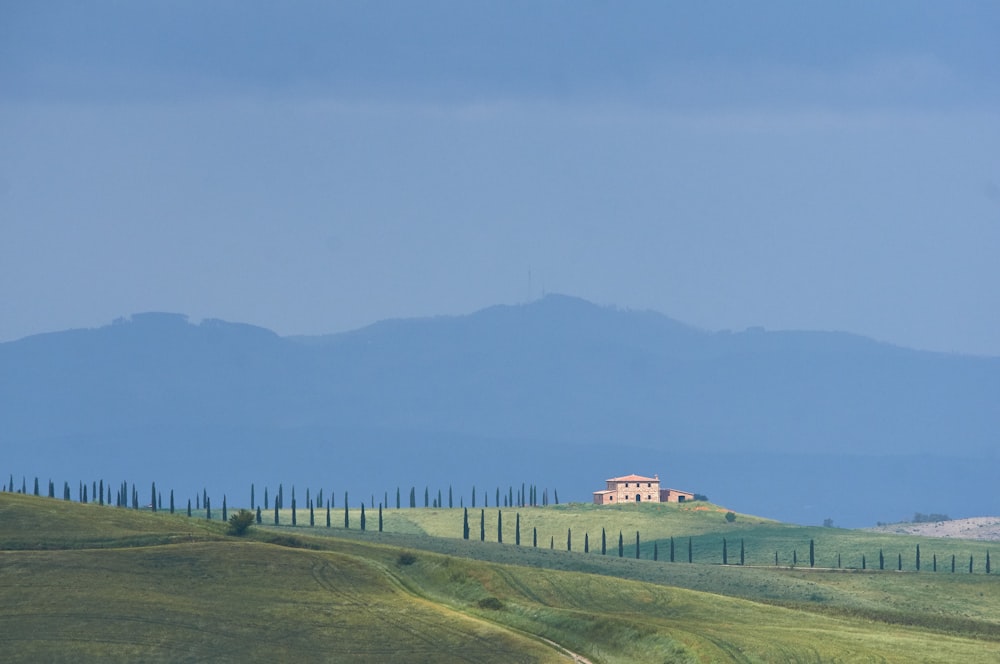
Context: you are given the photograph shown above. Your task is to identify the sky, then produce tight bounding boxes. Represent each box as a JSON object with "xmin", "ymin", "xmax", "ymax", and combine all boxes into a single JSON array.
[{"xmin": 2, "ymin": 1, "xmax": 999, "ymax": 355}]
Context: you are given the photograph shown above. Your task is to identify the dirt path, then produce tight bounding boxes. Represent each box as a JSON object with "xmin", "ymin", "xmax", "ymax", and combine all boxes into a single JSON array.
[{"xmin": 865, "ymin": 516, "xmax": 1000, "ymax": 541}]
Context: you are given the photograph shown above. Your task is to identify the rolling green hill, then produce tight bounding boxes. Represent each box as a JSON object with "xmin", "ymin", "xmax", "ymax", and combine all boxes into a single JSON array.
[{"xmin": 3, "ymin": 494, "xmax": 999, "ymax": 663}]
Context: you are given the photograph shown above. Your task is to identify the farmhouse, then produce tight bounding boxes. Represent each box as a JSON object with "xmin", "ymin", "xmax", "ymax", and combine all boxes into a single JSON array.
[{"xmin": 593, "ymin": 474, "xmax": 696, "ymax": 505}]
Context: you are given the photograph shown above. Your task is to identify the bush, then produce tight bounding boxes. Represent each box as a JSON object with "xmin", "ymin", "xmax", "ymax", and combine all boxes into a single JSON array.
[
  {"xmin": 477, "ymin": 597, "xmax": 504, "ymax": 611},
  {"xmin": 397, "ymin": 551, "xmax": 417, "ymax": 566},
  {"xmin": 228, "ymin": 509, "xmax": 255, "ymax": 536},
  {"xmin": 725, "ymin": 511, "xmax": 736, "ymax": 523}
]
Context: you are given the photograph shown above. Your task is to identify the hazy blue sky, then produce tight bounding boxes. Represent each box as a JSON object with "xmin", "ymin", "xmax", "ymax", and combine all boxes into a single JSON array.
[{"xmin": 2, "ymin": 1, "xmax": 998, "ymax": 354}]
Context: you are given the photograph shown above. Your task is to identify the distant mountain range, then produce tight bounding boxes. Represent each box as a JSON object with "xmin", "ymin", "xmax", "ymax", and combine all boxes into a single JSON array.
[{"xmin": 2, "ymin": 294, "xmax": 997, "ymax": 527}]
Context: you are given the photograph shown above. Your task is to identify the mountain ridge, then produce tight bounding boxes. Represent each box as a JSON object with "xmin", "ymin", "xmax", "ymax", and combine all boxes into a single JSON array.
[{"xmin": 2, "ymin": 294, "xmax": 997, "ymax": 527}]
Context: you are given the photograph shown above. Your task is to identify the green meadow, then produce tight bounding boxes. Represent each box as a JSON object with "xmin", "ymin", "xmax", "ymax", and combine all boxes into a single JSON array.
[{"xmin": 3, "ymin": 494, "xmax": 999, "ymax": 662}]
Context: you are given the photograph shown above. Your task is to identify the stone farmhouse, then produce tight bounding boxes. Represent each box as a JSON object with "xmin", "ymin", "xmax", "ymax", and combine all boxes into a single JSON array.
[{"xmin": 593, "ymin": 473, "xmax": 695, "ymax": 505}]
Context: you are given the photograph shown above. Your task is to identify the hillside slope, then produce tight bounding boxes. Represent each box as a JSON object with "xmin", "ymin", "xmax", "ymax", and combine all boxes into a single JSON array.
[{"xmin": 3, "ymin": 495, "xmax": 1000, "ymax": 663}]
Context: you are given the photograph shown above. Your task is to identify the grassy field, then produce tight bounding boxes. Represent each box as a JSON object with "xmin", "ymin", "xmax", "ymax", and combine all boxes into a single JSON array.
[{"xmin": 3, "ymin": 493, "xmax": 1000, "ymax": 662}]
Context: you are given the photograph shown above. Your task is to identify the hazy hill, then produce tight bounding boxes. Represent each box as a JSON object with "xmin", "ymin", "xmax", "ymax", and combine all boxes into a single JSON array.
[{"xmin": 2, "ymin": 295, "xmax": 997, "ymax": 527}]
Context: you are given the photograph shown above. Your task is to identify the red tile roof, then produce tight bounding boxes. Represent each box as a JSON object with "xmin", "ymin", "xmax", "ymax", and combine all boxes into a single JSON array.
[{"xmin": 606, "ymin": 474, "xmax": 659, "ymax": 483}]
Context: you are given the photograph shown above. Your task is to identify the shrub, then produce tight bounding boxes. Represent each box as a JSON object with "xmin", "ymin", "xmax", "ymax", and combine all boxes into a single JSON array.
[
  {"xmin": 228, "ymin": 509, "xmax": 255, "ymax": 536},
  {"xmin": 397, "ymin": 552, "xmax": 417, "ymax": 566},
  {"xmin": 477, "ymin": 597, "xmax": 504, "ymax": 611},
  {"xmin": 725, "ymin": 511, "xmax": 736, "ymax": 523}
]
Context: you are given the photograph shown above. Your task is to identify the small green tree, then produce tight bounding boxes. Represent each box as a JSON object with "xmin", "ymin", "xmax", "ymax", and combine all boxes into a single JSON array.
[
  {"xmin": 361, "ymin": 503, "xmax": 366, "ymax": 531},
  {"xmin": 809, "ymin": 539, "xmax": 815, "ymax": 568},
  {"xmin": 618, "ymin": 531, "xmax": 624, "ymax": 558},
  {"xmin": 228, "ymin": 509, "xmax": 255, "ymax": 536},
  {"xmin": 725, "ymin": 511, "xmax": 736, "ymax": 523},
  {"xmin": 463, "ymin": 508, "xmax": 470, "ymax": 540}
]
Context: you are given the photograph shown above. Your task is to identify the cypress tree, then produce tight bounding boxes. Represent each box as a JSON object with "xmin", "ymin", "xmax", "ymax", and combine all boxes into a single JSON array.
[
  {"xmin": 533, "ymin": 527, "xmax": 537, "ymax": 547},
  {"xmin": 688, "ymin": 537, "xmax": 693, "ymax": 563},
  {"xmin": 326, "ymin": 503, "xmax": 331, "ymax": 528},
  {"xmin": 670, "ymin": 536, "xmax": 675, "ymax": 562},
  {"xmin": 425, "ymin": 486, "xmax": 429, "ymax": 508},
  {"xmin": 98, "ymin": 479, "xmax": 103, "ymax": 504},
  {"xmin": 550, "ymin": 536, "xmax": 554, "ymax": 549},
  {"xmin": 584, "ymin": 532, "xmax": 589, "ymax": 553},
  {"xmin": 793, "ymin": 550, "xmax": 797, "ymax": 566},
  {"xmin": 879, "ymin": 549, "xmax": 884, "ymax": 570},
  {"xmin": 480, "ymin": 509, "xmax": 485, "ymax": 541},
  {"xmin": 495, "ymin": 487, "xmax": 500, "ymax": 508},
  {"xmin": 437, "ymin": 488, "xmax": 442, "ymax": 509},
  {"xmin": 554, "ymin": 489, "xmax": 559, "ymax": 505},
  {"xmin": 410, "ymin": 487, "xmax": 416, "ymax": 508},
  {"xmin": 361, "ymin": 503, "xmax": 366, "ymax": 531},
  {"xmin": 472, "ymin": 486, "xmax": 476, "ymax": 508},
  {"xmin": 449, "ymin": 485, "xmax": 453, "ymax": 508},
  {"xmin": 497, "ymin": 510, "xmax": 502, "ymax": 543},
  {"xmin": 310, "ymin": 500, "xmax": 315, "ymax": 527},
  {"xmin": 396, "ymin": 487, "xmax": 400, "ymax": 509},
  {"xmin": 378, "ymin": 504, "xmax": 383, "ymax": 532},
  {"xmin": 776, "ymin": 551, "xmax": 780, "ymax": 566},
  {"xmin": 898, "ymin": 553, "xmax": 902, "ymax": 571},
  {"xmin": 933, "ymin": 554, "xmax": 937, "ymax": 572},
  {"xmin": 916, "ymin": 544, "xmax": 921, "ymax": 571},
  {"xmin": 635, "ymin": 531, "xmax": 640, "ymax": 559},
  {"xmin": 291, "ymin": 497, "xmax": 297, "ymax": 526},
  {"xmin": 463, "ymin": 508, "xmax": 470, "ymax": 540},
  {"xmin": 222, "ymin": 495, "xmax": 227, "ymax": 522},
  {"xmin": 618, "ymin": 531, "xmax": 624, "ymax": 558},
  {"xmin": 508, "ymin": 486, "xmax": 513, "ymax": 509},
  {"xmin": 274, "ymin": 501, "xmax": 279, "ymax": 525},
  {"xmin": 987, "ymin": 550, "xmax": 991, "ymax": 574},
  {"xmin": 952, "ymin": 554, "xmax": 956, "ymax": 573},
  {"xmin": 837, "ymin": 553, "xmax": 841, "ymax": 568},
  {"xmin": 33, "ymin": 477, "xmax": 39, "ymax": 496},
  {"xmin": 251, "ymin": 484, "xmax": 255, "ymax": 510},
  {"xmin": 862, "ymin": 554, "xmax": 866, "ymax": 570},
  {"xmin": 740, "ymin": 539, "xmax": 745, "ymax": 566},
  {"xmin": 723, "ymin": 538, "xmax": 728, "ymax": 565},
  {"xmin": 970, "ymin": 555, "xmax": 974, "ymax": 573},
  {"xmin": 256, "ymin": 506, "xmax": 262, "ymax": 524},
  {"xmin": 187, "ymin": 499, "xmax": 192, "ymax": 517},
  {"xmin": 653, "ymin": 541, "xmax": 658, "ymax": 561},
  {"xmin": 567, "ymin": 528, "xmax": 571, "ymax": 551},
  {"xmin": 64, "ymin": 482, "xmax": 71, "ymax": 501},
  {"xmin": 344, "ymin": 493, "xmax": 349, "ymax": 528},
  {"xmin": 169, "ymin": 490, "xmax": 175, "ymax": 514},
  {"xmin": 601, "ymin": 527, "xmax": 607, "ymax": 555},
  {"xmin": 809, "ymin": 539, "xmax": 815, "ymax": 567},
  {"xmin": 264, "ymin": 486, "xmax": 269, "ymax": 510},
  {"xmin": 515, "ymin": 513, "xmax": 521, "ymax": 545},
  {"xmin": 83, "ymin": 483, "xmax": 88, "ymax": 503},
  {"xmin": 206, "ymin": 496, "xmax": 211, "ymax": 520}
]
